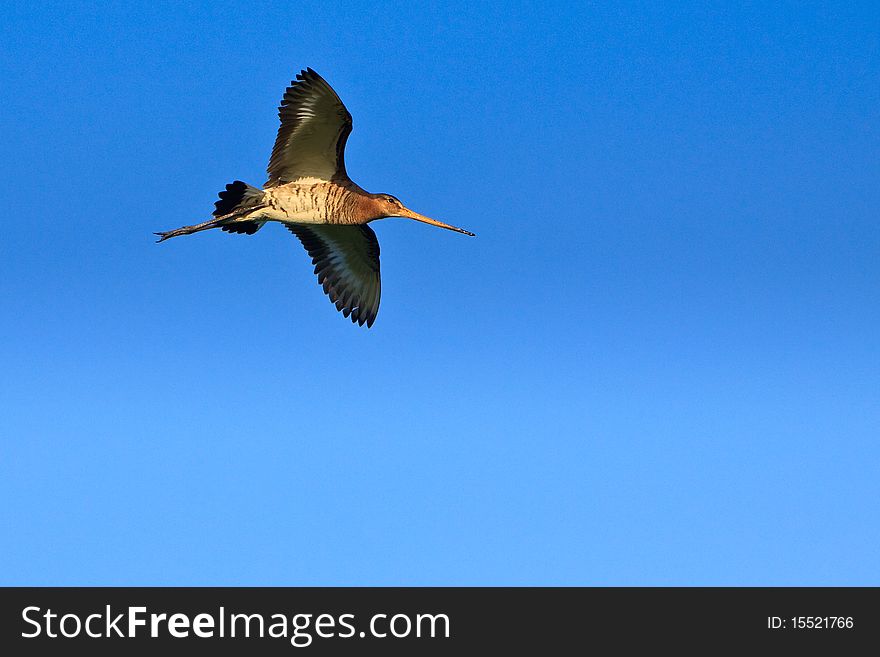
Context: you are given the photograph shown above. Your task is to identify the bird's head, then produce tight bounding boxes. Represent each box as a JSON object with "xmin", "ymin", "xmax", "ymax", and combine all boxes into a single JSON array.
[{"xmin": 371, "ymin": 193, "xmax": 475, "ymax": 236}]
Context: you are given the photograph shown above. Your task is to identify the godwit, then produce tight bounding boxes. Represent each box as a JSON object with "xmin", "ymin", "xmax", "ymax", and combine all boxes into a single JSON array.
[{"xmin": 156, "ymin": 67, "xmax": 474, "ymax": 328}]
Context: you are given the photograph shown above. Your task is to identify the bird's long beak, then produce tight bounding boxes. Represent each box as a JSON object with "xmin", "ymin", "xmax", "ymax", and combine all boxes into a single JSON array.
[{"xmin": 398, "ymin": 207, "xmax": 475, "ymax": 236}]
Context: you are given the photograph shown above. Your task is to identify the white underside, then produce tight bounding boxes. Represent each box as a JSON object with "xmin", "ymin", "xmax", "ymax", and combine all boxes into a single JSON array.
[
  {"xmin": 244, "ymin": 181, "xmax": 339, "ymax": 225},
  {"xmin": 249, "ymin": 207, "xmax": 325, "ymax": 224}
]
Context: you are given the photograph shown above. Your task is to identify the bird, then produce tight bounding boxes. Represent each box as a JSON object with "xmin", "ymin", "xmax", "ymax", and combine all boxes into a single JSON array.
[{"xmin": 155, "ymin": 67, "xmax": 474, "ymax": 328}]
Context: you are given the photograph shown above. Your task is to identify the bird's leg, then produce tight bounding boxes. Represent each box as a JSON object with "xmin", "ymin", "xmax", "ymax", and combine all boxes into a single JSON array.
[
  {"xmin": 154, "ymin": 204, "xmax": 268, "ymax": 242},
  {"xmin": 154, "ymin": 217, "xmax": 225, "ymax": 242}
]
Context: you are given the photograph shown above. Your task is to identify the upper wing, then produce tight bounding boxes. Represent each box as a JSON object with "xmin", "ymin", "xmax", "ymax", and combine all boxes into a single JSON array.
[
  {"xmin": 287, "ymin": 224, "xmax": 381, "ymax": 328},
  {"xmin": 266, "ymin": 68, "xmax": 353, "ymax": 186}
]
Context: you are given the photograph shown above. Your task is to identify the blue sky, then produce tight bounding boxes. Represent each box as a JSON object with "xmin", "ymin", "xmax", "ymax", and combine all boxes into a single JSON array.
[{"xmin": 1, "ymin": 1, "xmax": 878, "ymax": 585}]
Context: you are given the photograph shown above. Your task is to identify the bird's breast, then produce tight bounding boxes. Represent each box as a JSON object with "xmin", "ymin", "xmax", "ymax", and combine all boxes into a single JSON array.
[{"xmin": 263, "ymin": 182, "xmax": 361, "ymax": 225}]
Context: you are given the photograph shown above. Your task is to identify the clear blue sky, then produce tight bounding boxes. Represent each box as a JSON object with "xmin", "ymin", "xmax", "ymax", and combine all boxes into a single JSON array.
[{"xmin": 1, "ymin": 1, "xmax": 878, "ymax": 585}]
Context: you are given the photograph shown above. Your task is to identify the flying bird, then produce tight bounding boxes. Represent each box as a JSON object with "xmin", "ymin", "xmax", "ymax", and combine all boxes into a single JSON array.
[{"xmin": 156, "ymin": 67, "xmax": 474, "ymax": 327}]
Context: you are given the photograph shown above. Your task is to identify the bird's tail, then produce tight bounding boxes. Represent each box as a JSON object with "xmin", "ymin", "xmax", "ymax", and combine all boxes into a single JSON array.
[
  {"xmin": 154, "ymin": 181, "xmax": 267, "ymax": 242},
  {"xmin": 214, "ymin": 180, "xmax": 268, "ymax": 236},
  {"xmin": 213, "ymin": 180, "xmax": 265, "ymax": 217}
]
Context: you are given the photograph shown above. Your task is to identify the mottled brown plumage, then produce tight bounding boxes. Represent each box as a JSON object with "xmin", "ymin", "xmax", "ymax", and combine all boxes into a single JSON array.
[{"xmin": 156, "ymin": 68, "xmax": 474, "ymax": 327}]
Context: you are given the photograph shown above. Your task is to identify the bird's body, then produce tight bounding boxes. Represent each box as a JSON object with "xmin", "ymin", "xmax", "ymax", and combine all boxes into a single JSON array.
[
  {"xmin": 156, "ymin": 68, "xmax": 473, "ymax": 327},
  {"xmin": 252, "ymin": 180, "xmax": 372, "ymax": 225}
]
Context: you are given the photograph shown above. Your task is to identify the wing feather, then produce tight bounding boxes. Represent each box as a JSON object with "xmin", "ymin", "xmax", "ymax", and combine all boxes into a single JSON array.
[
  {"xmin": 266, "ymin": 68, "xmax": 353, "ymax": 185},
  {"xmin": 287, "ymin": 224, "xmax": 381, "ymax": 328}
]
